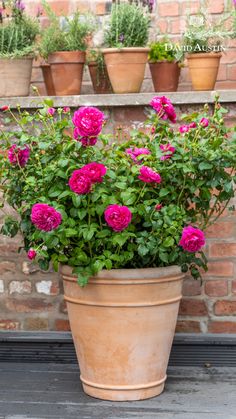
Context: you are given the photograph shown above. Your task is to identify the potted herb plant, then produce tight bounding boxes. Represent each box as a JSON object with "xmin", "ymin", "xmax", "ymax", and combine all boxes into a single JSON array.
[
  {"xmin": 148, "ymin": 39, "xmax": 181, "ymax": 92},
  {"xmin": 0, "ymin": 0, "xmax": 39, "ymax": 97},
  {"xmin": 86, "ymin": 48, "xmax": 112, "ymax": 94},
  {"xmin": 0, "ymin": 96, "xmax": 235, "ymax": 401},
  {"xmin": 183, "ymin": 3, "xmax": 234, "ymax": 90},
  {"xmin": 102, "ymin": 1, "xmax": 150, "ymax": 93},
  {"xmin": 39, "ymin": 1, "xmax": 94, "ymax": 96}
]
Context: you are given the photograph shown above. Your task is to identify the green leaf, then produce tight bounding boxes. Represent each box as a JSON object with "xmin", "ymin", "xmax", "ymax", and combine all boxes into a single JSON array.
[
  {"xmin": 138, "ymin": 244, "xmax": 149, "ymax": 256},
  {"xmin": 199, "ymin": 162, "xmax": 213, "ymax": 170},
  {"xmin": 65, "ymin": 228, "xmax": 78, "ymax": 237},
  {"xmin": 38, "ymin": 259, "xmax": 49, "ymax": 271},
  {"xmin": 163, "ymin": 237, "xmax": 174, "ymax": 247},
  {"xmin": 44, "ymin": 99, "xmax": 54, "ymax": 107},
  {"xmin": 159, "ymin": 188, "xmax": 169, "ymax": 197},
  {"xmin": 159, "ymin": 252, "xmax": 169, "ymax": 263}
]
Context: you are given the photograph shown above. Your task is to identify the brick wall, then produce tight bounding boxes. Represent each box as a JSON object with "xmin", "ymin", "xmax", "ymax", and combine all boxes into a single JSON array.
[
  {"xmin": 24, "ymin": 0, "xmax": 236, "ymax": 94},
  {"xmin": 0, "ymin": 94, "xmax": 236, "ymax": 333}
]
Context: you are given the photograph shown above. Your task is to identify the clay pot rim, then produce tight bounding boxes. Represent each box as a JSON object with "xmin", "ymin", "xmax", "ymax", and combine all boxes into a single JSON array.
[
  {"xmin": 48, "ymin": 50, "xmax": 86, "ymax": 64},
  {"xmin": 149, "ymin": 60, "xmax": 180, "ymax": 64},
  {"xmin": 61, "ymin": 265, "xmax": 183, "ymax": 282},
  {"xmin": 186, "ymin": 52, "xmax": 222, "ymax": 59},
  {"xmin": 102, "ymin": 47, "xmax": 150, "ymax": 54},
  {"xmin": 0, "ymin": 56, "xmax": 33, "ymax": 61}
]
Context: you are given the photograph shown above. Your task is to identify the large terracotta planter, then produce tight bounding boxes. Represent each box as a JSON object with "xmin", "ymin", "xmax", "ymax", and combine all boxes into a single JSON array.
[
  {"xmin": 102, "ymin": 47, "xmax": 150, "ymax": 94},
  {"xmin": 48, "ymin": 51, "xmax": 85, "ymax": 96},
  {"xmin": 186, "ymin": 52, "xmax": 222, "ymax": 91},
  {"xmin": 61, "ymin": 265, "xmax": 184, "ymax": 401},
  {"xmin": 149, "ymin": 61, "xmax": 180, "ymax": 92},
  {"xmin": 88, "ymin": 62, "xmax": 112, "ymax": 94},
  {"xmin": 40, "ymin": 63, "xmax": 56, "ymax": 96},
  {"xmin": 0, "ymin": 57, "xmax": 33, "ymax": 97}
]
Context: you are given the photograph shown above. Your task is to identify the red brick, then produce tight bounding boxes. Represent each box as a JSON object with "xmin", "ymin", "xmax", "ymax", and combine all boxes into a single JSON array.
[
  {"xmin": 71, "ymin": 0, "xmax": 91, "ymax": 13},
  {"xmin": 209, "ymin": 0, "xmax": 224, "ymax": 14},
  {"xmin": 170, "ymin": 18, "xmax": 183, "ymax": 34},
  {"xmin": 182, "ymin": 278, "xmax": 201, "ymax": 296},
  {"xmin": 209, "ymin": 321, "xmax": 236, "ymax": 333},
  {"xmin": 205, "ymin": 280, "xmax": 228, "ymax": 297},
  {"xmin": 216, "ymin": 64, "xmax": 227, "ymax": 81},
  {"xmin": 221, "ymin": 50, "xmax": 236, "ymax": 64},
  {"xmin": 232, "ymin": 280, "xmax": 236, "ymax": 294},
  {"xmin": 228, "ymin": 65, "xmax": 236, "ymax": 81},
  {"xmin": 44, "ymin": 0, "xmax": 69, "ymax": 16},
  {"xmin": 31, "ymin": 67, "xmax": 44, "ymax": 83},
  {"xmin": 158, "ymin": 2, "xmax": 179, "ymax": 17},
  {"xmin": 181, "ymin": 1, "xmax": 200, "ymax": 14},
  {"xmin": 0, "ymin": 320, "xmax": 19, "ymax": 330},
  {"xmin": 95, "ymin": 1, "xmax": 111, "ymax": 15},
  {"xmin": 60, "ymin": 300, "xmax": 68, "ymax": 314},
  {"xmin": 176, "ymin": 320, "xmax": 201, "ymax": 333},
  {"xmin": 214, "ymin": 300, "xmax": 236, "ymax": 315},
  {"xmin": 9, "ymin": 281, "xmax": 32, "ymax": 295},
  {"xmin": 215, "ymin": 81, "xmax": 236, "ymax": 90},
  {"xmin": 179, "ymin": 299, "xmax": 207, "ymax": 316},
  {"xmin": 6, "ymin": 298, "xmax": 53, "ymax": 313},
  {"xmin": 205, "ymin": 222, "xmax": 234, "ymax": 239},
  {"xmin": 158, "ymin": 19, "xmax": 169, "ymax": 34},
  {"xmin": 55, "ymin": 319, "xmax": 71, "ymax": 331},
  {"xmin": 0, "ymin": 261, "xmax": 15, "ymax": 274},
  {"xmin": 204, "ymin": 261, "xmax": 234, "ymax": 277},
  {"xmin": 209, "ymin": 243, "xmax": 236, "ymax": 258}
]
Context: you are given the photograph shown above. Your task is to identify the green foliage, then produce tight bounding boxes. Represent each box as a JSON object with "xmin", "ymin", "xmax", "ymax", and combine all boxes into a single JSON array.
[
  {"xmin": 0, "ymin": 96, "xmax": 236, "ymax": 285},
  {"xmin": 39, "ymin": 0, "xmax": 95, "ymax": 58},
  {"xmin": 104, "ymin": 2, "xmax": 150, "ymax": 48},
  {"xmin": 0, "ymin": 2, "xmax": 39, "ymax": 58},
  {"xmin": 183, "ymin": 1, "xmax": 235, "ymax": 54},
  {"xmin": 148, "ymin": 39, "xmax": 178, "ymax": 62}
]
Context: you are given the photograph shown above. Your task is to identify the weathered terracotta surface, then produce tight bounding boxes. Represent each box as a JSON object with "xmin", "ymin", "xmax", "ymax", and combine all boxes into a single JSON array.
[
  {"xmin": 149, "ymin": 61, "xmax": 180, "ymax": 92},
  {"xmin": 41, "ymin": 63, "xmax": 56, "ymax": 96},
  {"xmin": 61, "ymin": 265, "xmax": 184, "ymax": 401},
  {"xmin": 102, "ymin": 48, "xmax": 149, "ymax": 94},
  {"xmin": 0, "ymin": 58, "xmax": 33, "ymax": 97},
  {"xmin": 186, "ymin": 53, "xmax": 221, "ymax": 91},
  {"xmin": 48, "ymin": 51, "xmax": 85, "ymax": 96},
  {"xmin": 88, "ymin": 62, "xmax": 112, "ymax": 94}
]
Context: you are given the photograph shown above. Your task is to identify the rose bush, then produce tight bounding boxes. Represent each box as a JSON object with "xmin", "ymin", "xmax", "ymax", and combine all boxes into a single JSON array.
[{"xmin": 0, "ymin": 96, "xmax": 236, "ymax": 285}]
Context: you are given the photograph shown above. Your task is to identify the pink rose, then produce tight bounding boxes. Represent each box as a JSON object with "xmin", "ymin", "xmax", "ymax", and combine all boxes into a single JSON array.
[
  {"xmin": 150, "ymin": 96, "xmax": 176, "ymax": 123},
  {"xmin": 0, "ymin": 105, "xmax": 9, "ymax": 111},
  {"xmin": 72, "ymin": 106, "xmax": 105, "ymax": 137},
  {"xmin": 63, "ymin": 107, "xmax": 70, "ymax": 113},
  {"xmin": 189, "ymin": 122, "xmax": 197, "ymax": 129},
  {"xmin": 160, "ymin": 143, "xmax": 175, "ymax": 160},
  {"xmin": 81, "ymin": 137, "xmax": 97, "ymax": 147},
  {"xmin": 47, "ymin": 107, "xmax": 56, "ymax": 116},
  {"xmin": 82, "ymin": 162, "xmax": 107, "ymax": 183},
  {"xmin": 138, "ymin": 166, "xmax": 162, "ymax": 183},
  {"xmin": 200, "ymin": 118, "xmax": 209, "ymax": 128},
  {"xmin": 31, "ymin": 204, "xmax": 62, "ymax": 232},
  {"xmin": 179, "ymin": 226, "xmax": 205, "ymax": 253},
  {"xmin": 69, "ymin": 169, "xmax": 92, "ymax": 194},
  {"xmin": 27, "ymin": 249, "xmax": 37, "ymax": 260},
  {"xmin": 155, "ymin": 203, "xmax": 162, "ymax": 211},
  {"xmin": 104, "ymin": 204, "xmax": 132, "ymax": 232},
  {"xmin": 179, "ymin": 125, "xmax": 190, "ymax": 134},
  {"xmin": 126, "ymin": 147, "xmax": 151, "ymax": 163},
  {"xmin": 8, "ymin": 144, "xmax": 30, "ymax": 167}
]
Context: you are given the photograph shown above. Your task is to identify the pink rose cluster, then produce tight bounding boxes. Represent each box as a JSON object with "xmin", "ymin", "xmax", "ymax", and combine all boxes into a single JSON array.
[
  {"xmin": 31, "ymin": 203, "xmax": 62, "ymax": 232},
  {"xmin": 69, "ymin": 162, "xmax": 107, "ymax": 195},
  {"xmin": 160, "ymin": 143, "xmax": 176, "ymax": 160},
  {"xmin": 104, "ymin": 204, "xmax": 132, "ymax": 232},
  {"xmin": 138, "ymin": 166, "xmax": 162, "ymax": 184},
  {"xmin": 179, "ymin": 226, "xmax": 205, "ymax": 253},
  {"xmin": 150, "ymin": 96, "xmax": 176, "ymax": 123},
  {"xmin": 126, "ymin": 147, "xmax": 150, "ymax": 163},
  {"xmin": 179, "ymin": 118, "xmax": 209, "ymax": 134},
  {"xmin": 27, "ymin": 249, "xmax": 37, "ymax": 260},
  {"xmin": 72, "ymin": 106, "xmax": 105, "ymax": 147},
  {"xmin": 8, "ymin": 144, "xmax": 30, "ymax": 167}
]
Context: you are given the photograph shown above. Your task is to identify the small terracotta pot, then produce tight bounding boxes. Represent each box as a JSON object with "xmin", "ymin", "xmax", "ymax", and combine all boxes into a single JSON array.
[
  {"xmin": 40, "ymin": 63, "xmax": 55, "ymax": 96},
  {"xmin": 102, "ymin": 47, "xmax": 150, "ymax": 94},
  {"xmin": 149, "ymin": 61, "xmax": 180, "ymax": 92},
  {"xmin": 48, "ymin": 51, "xmax": 86, "ymax": 96},
  {"xmin": 186, "ymin": 52, "xmax": 222, "ymax": 91},
  {"xmin": 0, "ymin": 57, "xmax": 33, "ymax": 97},
  {"xmin": 62, "ymin": 265, "xmax": 184, "ymax": 401},
  {"xmin": 88, "ymin": 62, "xmax": 112, "ymax": 94}
]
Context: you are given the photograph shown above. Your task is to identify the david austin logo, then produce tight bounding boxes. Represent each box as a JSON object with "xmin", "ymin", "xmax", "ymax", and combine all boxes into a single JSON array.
[{"xmin": 164, "ymin": 44, "xmax": 226, "ymax": 53}]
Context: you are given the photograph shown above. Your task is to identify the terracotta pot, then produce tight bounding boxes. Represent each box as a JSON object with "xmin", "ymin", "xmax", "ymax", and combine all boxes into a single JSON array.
[
  {"xmin": 149, "ymin": 61, "xmax": 180, "ymax": 92},
  {"xmin": 0, "ymin": 57, "xmax": 33, "ymax": 97},
  {"xmin": 88, "ymin": 62, "xmax": 112, "ymax": 94},
  {"xmin": 48, "ymin": 51, "xmax": 85, "ymax": 96},
  {"xmin": 41, "ymin": 63, "xmax": 56, "ymax": 96},
  {"xmin": 186, "ymin": 52, "xmax": 222, "ymax": 91},
  {"xmin": 61, "ymin": 265, "xmax": 184, "ymax": 401},
  {"xmin": 102, "ymin": 47, "xmax": 150, "ymax": 94}
]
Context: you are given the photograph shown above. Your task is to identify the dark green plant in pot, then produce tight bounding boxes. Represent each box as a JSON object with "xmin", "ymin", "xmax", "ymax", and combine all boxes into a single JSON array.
[{"xmin": 148, "ymin": 39, "xmax": 179, "ymax": 62}]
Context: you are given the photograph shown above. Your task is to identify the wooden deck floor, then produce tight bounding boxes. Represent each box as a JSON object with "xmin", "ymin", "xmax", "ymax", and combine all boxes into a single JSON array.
[{"xmin": 0, "ymin": 363, "xmax": 235, "ymax": 419}]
